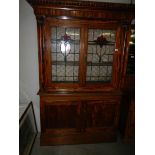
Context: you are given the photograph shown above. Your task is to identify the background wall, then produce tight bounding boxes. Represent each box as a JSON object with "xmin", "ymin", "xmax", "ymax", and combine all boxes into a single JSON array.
[
  {"xmin": 19, "ymin": 0, "xmax": 134, "ymax": 132},
  {"xmin": 19, "ymin": 0, "xmax": 40, "ymax": 131}
]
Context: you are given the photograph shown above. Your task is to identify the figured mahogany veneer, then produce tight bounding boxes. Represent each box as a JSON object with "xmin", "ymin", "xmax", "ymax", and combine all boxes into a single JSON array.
[
  {"xmin": 26, "ymin": 0, "xmax": 135, "ymax": 145},
  {"xmin": 39, "ymin": 91, "xmax": 121, "ymax": 145}
]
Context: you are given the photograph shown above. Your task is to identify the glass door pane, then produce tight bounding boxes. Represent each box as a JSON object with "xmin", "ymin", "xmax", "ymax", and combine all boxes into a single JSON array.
[
  {"xmin": 51, "ymin": 27, "xmax": 80, "ymax": 83},
  {"xmin": 86, "ymin": 29, "xmax": 116, "ymax": 83}
]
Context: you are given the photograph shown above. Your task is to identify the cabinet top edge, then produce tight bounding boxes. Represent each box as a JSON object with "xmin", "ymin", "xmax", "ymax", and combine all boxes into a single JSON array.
[{"xmin": 38, "ymin": 89, "xmax": 122, "ymax": 96}]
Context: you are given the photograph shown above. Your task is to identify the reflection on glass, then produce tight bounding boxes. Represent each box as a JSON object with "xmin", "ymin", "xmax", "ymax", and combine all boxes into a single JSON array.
[{"xmin": 60, "ymin": 41, "xmax": 71, "ymax": 55}]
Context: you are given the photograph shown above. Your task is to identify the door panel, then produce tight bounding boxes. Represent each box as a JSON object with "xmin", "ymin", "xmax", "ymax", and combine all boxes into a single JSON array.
[
  {"xmin": 86, "ymin": 29, "xmax": 116, "ymax": 84},
  {"xmin": 44, "ymin": 101, "xmax": 80, "ymax": 129},
  {"xmin": 86, "ymin": 101, "xmax": 117, "ymax": 128}
]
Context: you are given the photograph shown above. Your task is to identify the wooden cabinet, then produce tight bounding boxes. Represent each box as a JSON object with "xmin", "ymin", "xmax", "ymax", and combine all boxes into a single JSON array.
[
  {"xmin": 26, "ymin": 0, "xmax": 134, "ymax": 145},
  {"xmin": 40, "ymin": 92, "xmax": 121, "ymax": 145}
]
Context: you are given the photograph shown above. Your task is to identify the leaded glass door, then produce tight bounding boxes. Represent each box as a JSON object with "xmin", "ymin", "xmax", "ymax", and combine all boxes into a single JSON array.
[
  {"xmin": 43, "ymin": 19, "xmax": 84, "ymax": 88},
  {"xmin": 86, "ymin": 28, "xmax": 117, "ymax": 85},
  {"xmin": 51, "ymin": 27, "xmax": 80, "ymax": 83},
  {"xmin": 44, "ymin": 19, "xmax": 121, "ymax": 89}
]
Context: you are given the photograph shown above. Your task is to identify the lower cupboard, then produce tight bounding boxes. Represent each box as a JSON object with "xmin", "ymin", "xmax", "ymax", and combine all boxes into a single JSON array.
[{"xmin": 40, "ymin": 93, "xmax": 121, "ymax": 145}]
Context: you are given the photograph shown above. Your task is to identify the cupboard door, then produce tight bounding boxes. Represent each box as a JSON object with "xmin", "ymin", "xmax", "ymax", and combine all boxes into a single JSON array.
[
  {"xmin": 51, "ymin": 27, "xmax": 80, "ymax": 83},
  {"xmin": 43, "ymin": 18, "xmax": 86, "ymax": 88},
  {"xmin": 86, "ymin": 29, "xmax": 116, "ymax": 83},
  {"xmin": 44, "ymin": 101, "xmax": 80, "ymax": 130},
  {"xmin": 86, "ymin": 101, "xmax": 119, "ymax": 128},
  {"xmin": 85, "ymin": 25, "xmax": 123, "ymax": 88}
]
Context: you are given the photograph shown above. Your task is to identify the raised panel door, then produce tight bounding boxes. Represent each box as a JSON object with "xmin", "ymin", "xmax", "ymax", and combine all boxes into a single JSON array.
[
  {"xmin": 43, "ymin": 101, "xmax": 81, "ymax": 132},
  {"xmin": 85, "ymin": 101, "xmax": 118, "ymax": 128}
]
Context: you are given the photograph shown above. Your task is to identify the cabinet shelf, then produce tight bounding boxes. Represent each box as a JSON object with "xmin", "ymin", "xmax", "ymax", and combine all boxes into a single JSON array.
[
  {"xmin": 86, "ymin": 80, "xmax": 111, "ymax": 83},
  {"xmin": 51, "ymin": 40, "xmax": 115, "ymax": 46},
  {"xmin": 87, "ymin": 61, "xmax": 113, "ymax": 66},
  {"xmin": 52, "ymin": 61, "xmax": 79, "ymax": 66},
  {"xmin": 52, "ymin": 61, "xmax": 113, "ymax": 66},
  {"xmin": 51, "ymin": 39, "xmax": 80, "ymax": 45},
  {"xmin": 88, "ymin": 41, "xmax": 115, "ymax": 46}
]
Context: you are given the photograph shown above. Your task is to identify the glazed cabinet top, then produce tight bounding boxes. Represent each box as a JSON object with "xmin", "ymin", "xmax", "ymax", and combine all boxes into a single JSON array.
[{"xmin": 26, "ymin": 0, "xmax": 135, "ymax": 93}]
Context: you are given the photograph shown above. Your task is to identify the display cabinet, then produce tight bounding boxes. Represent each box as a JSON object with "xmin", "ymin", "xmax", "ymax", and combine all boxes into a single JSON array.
[
  {"xmin": 43, "ymin": 18, "xmax": 122, "ymax": 90},
  {"xmin": 27, "ymin": 0, "xmax": 134, "ymax": 145}
]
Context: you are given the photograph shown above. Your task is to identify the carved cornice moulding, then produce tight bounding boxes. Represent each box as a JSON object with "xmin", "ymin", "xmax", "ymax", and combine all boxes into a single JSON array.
[
  {"xmin": 27, "ymin": 0, "xmax": 134, "ymax": 23},
  {"xmin": 27, "ymin": 0, "xmax": 134, "ymax": 11}
]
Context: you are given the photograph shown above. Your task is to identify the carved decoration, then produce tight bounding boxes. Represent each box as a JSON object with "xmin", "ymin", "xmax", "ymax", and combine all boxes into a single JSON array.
[
  {"xmin": 27, "ymin": 0, "xmax": 134, "ymax": 11},
  {"xmin": 36, "ymin": 16, "xmax": 46, "ymax": 25},
  {"xmin": 27, "ymin": 0, "xmax": 134, "ymax": 22}
]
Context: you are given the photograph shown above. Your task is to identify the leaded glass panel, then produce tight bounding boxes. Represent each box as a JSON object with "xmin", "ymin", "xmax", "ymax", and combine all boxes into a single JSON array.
[
  {"xmin": 51, "ymin": 27, "xmax": 80, "ymax": 83},
  {"xmin": 86, "ymin": 29, "xmax": 116, "ymax": 83}
]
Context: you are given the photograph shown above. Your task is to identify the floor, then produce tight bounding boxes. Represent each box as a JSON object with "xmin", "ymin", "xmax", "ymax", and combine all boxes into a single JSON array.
[{"xmin": 31, "ymin": 133, "xmax": 135, "ymax": 155}]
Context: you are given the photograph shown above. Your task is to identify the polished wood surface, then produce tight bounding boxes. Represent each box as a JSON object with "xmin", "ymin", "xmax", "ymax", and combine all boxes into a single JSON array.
[
  {"xmin": 119, "ymin": 92, "xmax": 135, "ymax": 143},
  {"xmin": 27, "ymin": 0, "xmax": 135, "ymax": 145},
  {"xmin": 40, "ymin": 92, "xmax": 121, "ymax": 145},
  {"xmin": 40, "ymin": 94, "xmax": 121, "ymax": 145},
  {"xmin": 27, "ymin": 0, "xmax": 134, "ymax": 21}
]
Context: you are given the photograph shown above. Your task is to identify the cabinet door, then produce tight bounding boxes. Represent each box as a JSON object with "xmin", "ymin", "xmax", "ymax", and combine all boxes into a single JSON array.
[
  {"xmin": 43, "ymin": 19, "xmax": 122, "ymax": 90},
  {"xmin": 85, "ymin": 24, "xmax": 122, "ymax": 88},
  {"xmin": 43, "ymin": 18, "xmax": 85, "ymax": 89},
  {"xmin": 44, "ymin": 101, "xmax": 80, "ymax": 131},
  {"xmin": 86, "ymin": 100, "xmax": 119, "ymax": 128}
]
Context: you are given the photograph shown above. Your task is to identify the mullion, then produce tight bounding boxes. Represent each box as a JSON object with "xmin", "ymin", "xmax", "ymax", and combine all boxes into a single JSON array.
[
  {"xmin": 98, "ymin": 46, "xmax": 101, "ymax": 81},
  {"xmin": 56, "ymin": 27, "xmax": 58, "ymax": 81},
  {"xmin": 98, "ymin": 30, "xmax": 102, "ymax": 81},
  {"xmin": 73, "ymin": 28, "xmax": 75, "ymax": 82},
  {"xmin": 90, "ymin": 29, "xmax": 95, "ymax": 81},
  {"xmin": 64, "ymin": 28, "xmax": 67, "ymax": 81},
  {"xmin": 109, "ymin": 32, "xmax": 113, "ymax": 81},
  {"xmin": 98, "ymin": 65, "xmax": 101, "ymax": 81}
]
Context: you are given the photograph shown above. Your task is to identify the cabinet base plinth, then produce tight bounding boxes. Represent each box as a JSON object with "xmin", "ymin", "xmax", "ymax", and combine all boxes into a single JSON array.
[{"xmin": 40, "ymin": 130, "xmax": 117, "ymax": 145}]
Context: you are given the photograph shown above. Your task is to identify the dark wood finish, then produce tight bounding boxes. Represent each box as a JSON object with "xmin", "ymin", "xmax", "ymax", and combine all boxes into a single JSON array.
[
  {"xmin": 119, "ymin": 92, "xmax": 135, "ymax": 143},
  {"xmin": 27, "ymin": 0, "xmax": 135, "ymax": 145},
  {"xmin": 120, "ymin": 26, "xmax": 133, "ymax": 88},
  {"xmin": 119, "ymin": 25, "xmax": 135, "ymax": 143},
  {"xmin": 36, "ymin": 16, "xmax": 45, "ymax": 89},
  {"xmin": 27, "ymin": 0, "xmax": 134, "ymax": 21},
  {"xmin": 41, "ymin": 18, "xmax": 126, "ymax": 91},
  {"xmin": 41, "ymin": 128, "xmax": 116, "ymax": 145},
  {"xmin": 40, "ymin": 92, "xmax": 121, "ymax": 145}
]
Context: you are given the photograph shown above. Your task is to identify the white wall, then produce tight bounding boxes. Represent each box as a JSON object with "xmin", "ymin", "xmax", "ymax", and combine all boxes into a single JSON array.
[{"xmin": 19, "ymin": 0, "xmax": 40, "ymax": 131}]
